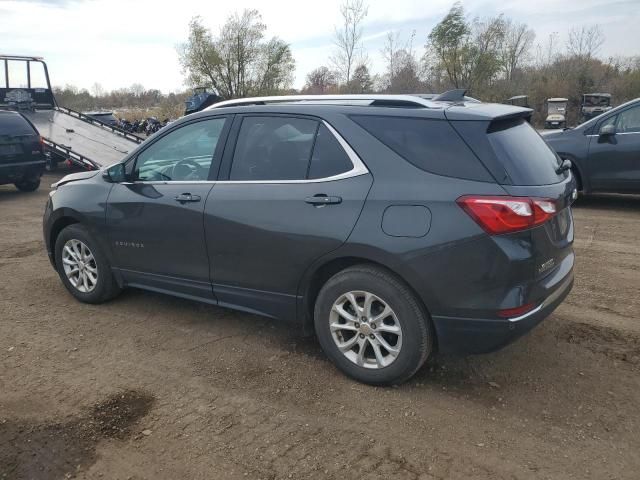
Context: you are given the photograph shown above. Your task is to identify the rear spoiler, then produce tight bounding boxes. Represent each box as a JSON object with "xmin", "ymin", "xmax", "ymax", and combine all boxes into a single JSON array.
[
  {"xmin": 444, "ymin": 103, "xmax": 533, "ymax": 122},
  {"xmin": 486, "ymin": 109, "xmax": 534, "ymax": 132}
]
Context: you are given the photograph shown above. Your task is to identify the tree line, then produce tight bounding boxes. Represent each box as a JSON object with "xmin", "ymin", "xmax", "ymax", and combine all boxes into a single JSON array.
[
  {"xmin": 179, "ymin": 1, "xmax": 640, "ymax": 125},
  {"xmin": 56, "ymin": 1, "xmax": 640, "ymax": 126},
  {"xmin": 53, "ymin": 84, "xmax": 190, "ymax": 120}
]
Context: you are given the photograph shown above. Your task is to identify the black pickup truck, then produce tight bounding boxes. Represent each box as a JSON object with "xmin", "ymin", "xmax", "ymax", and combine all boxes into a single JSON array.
[{"xmin": 0, "ymin": 110, "xmax": 45, "ymax": 191}]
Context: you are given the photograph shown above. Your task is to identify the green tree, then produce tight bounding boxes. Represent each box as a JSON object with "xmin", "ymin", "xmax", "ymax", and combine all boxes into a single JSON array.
[
  {"xmin": 302, "ymin": 66, "xmax": 339, "ymax": 94},
  {"xmin": 178, "ymin": 11, "xmax": 295, "ymax": 99},
  {"xmin": 426, "ymin": 3, "xmax": 507, "ymax": 94},
  {"xmin": 345, "ymin": 64, "xmax": 373, "ymax": 93},
  {"xmin": 426, "ymin": 2, "xmax": 469, "ymax": 88}
]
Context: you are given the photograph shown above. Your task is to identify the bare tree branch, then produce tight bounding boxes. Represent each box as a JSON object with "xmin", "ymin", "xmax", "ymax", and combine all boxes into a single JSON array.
[{"xmin": 330, "ymin": 0, "xmax": 369, "ymax": 84}]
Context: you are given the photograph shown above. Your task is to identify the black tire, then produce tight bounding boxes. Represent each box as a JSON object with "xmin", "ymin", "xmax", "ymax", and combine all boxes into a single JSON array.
[
  {"xmin": 54, "ymin": 224, "xmax": 121, "ymax": 304},
  {"xmin": 14, "ymin": 178, "xmax": 40, "ymax": 192},
  {"xmin": 314, "ymin": 264, "xmax": 433, "ymax": 386},
  {"xmin": 45, "ymin": 157, "xmax": 58, "ymax": 171}
]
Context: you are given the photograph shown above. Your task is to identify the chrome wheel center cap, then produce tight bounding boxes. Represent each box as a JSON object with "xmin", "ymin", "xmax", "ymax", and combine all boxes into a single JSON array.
[{"xmin": 360, "ymin": 323, "xmax": 372, "ymax": 335}]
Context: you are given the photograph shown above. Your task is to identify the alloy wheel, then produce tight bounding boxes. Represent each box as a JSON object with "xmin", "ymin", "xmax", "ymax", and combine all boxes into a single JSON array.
[
  {"xmin": 329, "ymin": 291, "xmax": 403, "ymax": 369},
  {"xmin": 62, "ymin": 239, "xmax": 98, "ymax": 293}
]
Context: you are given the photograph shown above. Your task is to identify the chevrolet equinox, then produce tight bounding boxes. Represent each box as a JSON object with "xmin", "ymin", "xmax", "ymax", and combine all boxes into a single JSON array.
[{"xmin": 43, "ymin": 94, "xmax": 576, "ymax": 385}]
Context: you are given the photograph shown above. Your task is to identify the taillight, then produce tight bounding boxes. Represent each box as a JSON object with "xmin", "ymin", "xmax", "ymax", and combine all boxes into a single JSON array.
[{"xmin": 457, "ymin": 195, "xmax": 557, "ymax": 235}]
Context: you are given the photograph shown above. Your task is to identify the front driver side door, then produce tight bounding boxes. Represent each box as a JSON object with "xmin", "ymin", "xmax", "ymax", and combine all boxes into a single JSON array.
[
  {"xmin": 106, "ymin": 116, "xmax": 230, "ymax": 300},
  {"xmin": 588, "ymin": 105, "xmax": 640, "ymax": 193}
]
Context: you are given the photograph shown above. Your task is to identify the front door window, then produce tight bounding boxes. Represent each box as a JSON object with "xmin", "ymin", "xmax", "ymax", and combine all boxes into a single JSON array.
[
  {"xmin": 134, "ymin": 118, "xmax": 227, "ymax": 181},
  {"xmin": 616, "ymin": 106, "xmax": 640, "ymax": 133}
]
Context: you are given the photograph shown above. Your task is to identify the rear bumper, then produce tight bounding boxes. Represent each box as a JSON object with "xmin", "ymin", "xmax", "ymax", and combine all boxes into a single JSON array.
[
  {"xmin": 432, "ymin": 270, "xmax": 574, "ymax": 354},
  {"xmin": 0, "ymin": 159, "xmax": 45, "ymax": 182}
]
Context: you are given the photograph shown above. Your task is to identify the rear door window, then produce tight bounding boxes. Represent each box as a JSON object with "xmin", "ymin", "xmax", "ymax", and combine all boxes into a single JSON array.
[
  {"xmin": 487, "ymin": 119, "xmax": 563, "ymax": 185},
  {"xmin": 230, "ymin": 116, "xmax": 318, "ymax": 181},
  {"xmin": 350, "ymin": 115, "xmax": 492, "ymax": 181}
]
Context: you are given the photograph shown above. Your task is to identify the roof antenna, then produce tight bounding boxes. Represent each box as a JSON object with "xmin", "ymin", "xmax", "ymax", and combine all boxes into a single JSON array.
[{"xmin": 433, "ymin": 89, "xmax": 468, "ymax": 102}]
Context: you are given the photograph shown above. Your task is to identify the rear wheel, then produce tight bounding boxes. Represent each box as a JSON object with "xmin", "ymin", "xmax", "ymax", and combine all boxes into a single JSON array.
[
  {"xmin": 45, "ymin": 156, "xmax": 58, "ymax": 171},
  {"xmin": 14, "ymin": 178, "xmax": 40, "ymax": 192},
  {"xmin": 314, "ymin": 265, "xmax": 433, "ymax": 385},
  {"xmin": 54, "ymin": 224, "xmax": 121, "ymax": 303}
]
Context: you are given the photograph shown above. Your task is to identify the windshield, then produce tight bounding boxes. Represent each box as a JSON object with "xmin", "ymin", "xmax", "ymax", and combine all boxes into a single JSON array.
[
  {"xmin": 548, "ymin": 103, "xmax": 566, "ymax": 115},
  {"xmin": 583, "ymin": 96, "xmax": 610, "ymax": 107}
]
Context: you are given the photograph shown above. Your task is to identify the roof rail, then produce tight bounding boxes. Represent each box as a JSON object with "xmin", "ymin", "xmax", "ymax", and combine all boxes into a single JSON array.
[{"xmin": 205, "ymin": 94, "xmax": 438, "ymax": 110}]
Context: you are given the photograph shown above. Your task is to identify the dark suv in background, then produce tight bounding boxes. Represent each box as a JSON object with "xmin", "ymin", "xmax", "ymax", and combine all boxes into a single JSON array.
[
  {"xmin": 43, "ymin": 95, "xmax": 576, "ymax": 385},
  {"xmin": 0, "ymin": 110, "xmax": 45, "ymax": 191}
]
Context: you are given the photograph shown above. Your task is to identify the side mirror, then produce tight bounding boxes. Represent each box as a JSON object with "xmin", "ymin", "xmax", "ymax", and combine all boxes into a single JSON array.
[
  {"xmin": 599, "ymin": 124, "xmax": 616, "ymax": 137},
  {"xmin": 102, "ymin": 163, "xmax": 127, "ymax": 183}
]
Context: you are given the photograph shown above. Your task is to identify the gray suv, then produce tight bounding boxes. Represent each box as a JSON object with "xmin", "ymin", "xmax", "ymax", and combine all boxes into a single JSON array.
[
  {"xmin": 43, "ymin": 95, "xmax": 576, "ymax": 385},
  {"xmin": 542, "ymin": 98, "xmax": 640, "ymax": 194}
]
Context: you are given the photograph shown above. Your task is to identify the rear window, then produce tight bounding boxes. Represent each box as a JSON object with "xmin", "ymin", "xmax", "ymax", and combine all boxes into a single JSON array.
[
  {"xmin": 350, "ymin": 115, "xmax": 492, "ymax": 181},
  {"xmin": 487, "ymin": 119, "xmax": 563, "ymax": 185},
  {"xmin": 0, "ymin": 113, "xmax": 37, "ymax": 136}
]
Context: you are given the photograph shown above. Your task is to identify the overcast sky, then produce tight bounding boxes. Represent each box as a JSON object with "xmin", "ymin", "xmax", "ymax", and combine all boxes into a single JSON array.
[{"xmin": 1, "ymin": 0, "xmax": 638, "ymax": 93}]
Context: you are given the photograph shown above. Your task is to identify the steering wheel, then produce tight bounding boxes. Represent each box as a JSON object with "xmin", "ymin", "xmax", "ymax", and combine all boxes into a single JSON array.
[{"xmin": 171, "ymin": 158, "xmax": 206, "ymax": 180}]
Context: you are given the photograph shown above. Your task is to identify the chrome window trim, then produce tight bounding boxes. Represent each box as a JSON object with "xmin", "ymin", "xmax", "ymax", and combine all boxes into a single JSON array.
[
  {"xmin": 126, "ymin": 120, "xmax": 369, "ymax": 185},
  {"xmin": 586, "ymin": 131, "xmax": 640, "ymax": 137}
]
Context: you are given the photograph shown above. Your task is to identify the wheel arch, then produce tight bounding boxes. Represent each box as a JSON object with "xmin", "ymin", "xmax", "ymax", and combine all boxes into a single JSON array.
[
  {"xmin": 298, "ymin": 255, "xmax": 435, "ymax": 345},
  {"xmin": 48, "ymin": 214, "xmax": 81, "ymax": 265},
  {"xmin": 559, "ymin": 152, "xmax": 587, "ymax": 193}
]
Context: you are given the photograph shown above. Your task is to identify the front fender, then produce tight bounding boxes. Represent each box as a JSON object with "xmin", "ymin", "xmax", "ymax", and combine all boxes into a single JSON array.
[{"xmin": 44, "ymin": 179, "xmax": 114, "ymax": 265}]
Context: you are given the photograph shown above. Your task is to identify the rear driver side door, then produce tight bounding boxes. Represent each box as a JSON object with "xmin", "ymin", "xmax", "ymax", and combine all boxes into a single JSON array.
[{"xmin": 204, "ymin": 114, "xmax": 373, "ymax": 321}]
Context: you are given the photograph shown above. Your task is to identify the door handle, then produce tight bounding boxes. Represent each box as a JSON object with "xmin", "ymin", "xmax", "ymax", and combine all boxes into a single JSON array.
[
  {"xmin": 174, "ymin": 193, "xmax": 201, "ymax": 203},
  {"xmin": 305, "ymin": 194, "xmax": 342, "ymax": 206}
]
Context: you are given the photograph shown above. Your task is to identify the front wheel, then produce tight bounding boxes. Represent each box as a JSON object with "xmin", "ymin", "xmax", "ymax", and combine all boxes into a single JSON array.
[
  {"xmin": 54, "ymin": 224, "xmax": 121, "ymax": 303},
  {"xmin": 314, "ymin": 265, "xmax": 433, "ymax": 385}
]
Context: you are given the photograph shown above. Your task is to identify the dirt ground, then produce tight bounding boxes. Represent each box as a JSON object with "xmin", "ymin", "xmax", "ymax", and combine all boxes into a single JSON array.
[{"xmin": 1, "ymin": 171, "xmax": 639, "ymax": 480}]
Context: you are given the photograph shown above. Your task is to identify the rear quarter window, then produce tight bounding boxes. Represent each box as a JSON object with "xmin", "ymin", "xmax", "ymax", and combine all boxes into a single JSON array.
[
  {"xmin": 350, "ymin": 115, "xmax": 492, "ymax": 182},
  {"xmin": 487, "ymin": 119, "xmax": 563, "ymax": 185},
  {"xmin": 0, "ymin": 113, "xmax": 38, "ymax": 136},
  {"xmin": 308, "ymin": 124, "xmax": 353, "ymax": 179}
]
